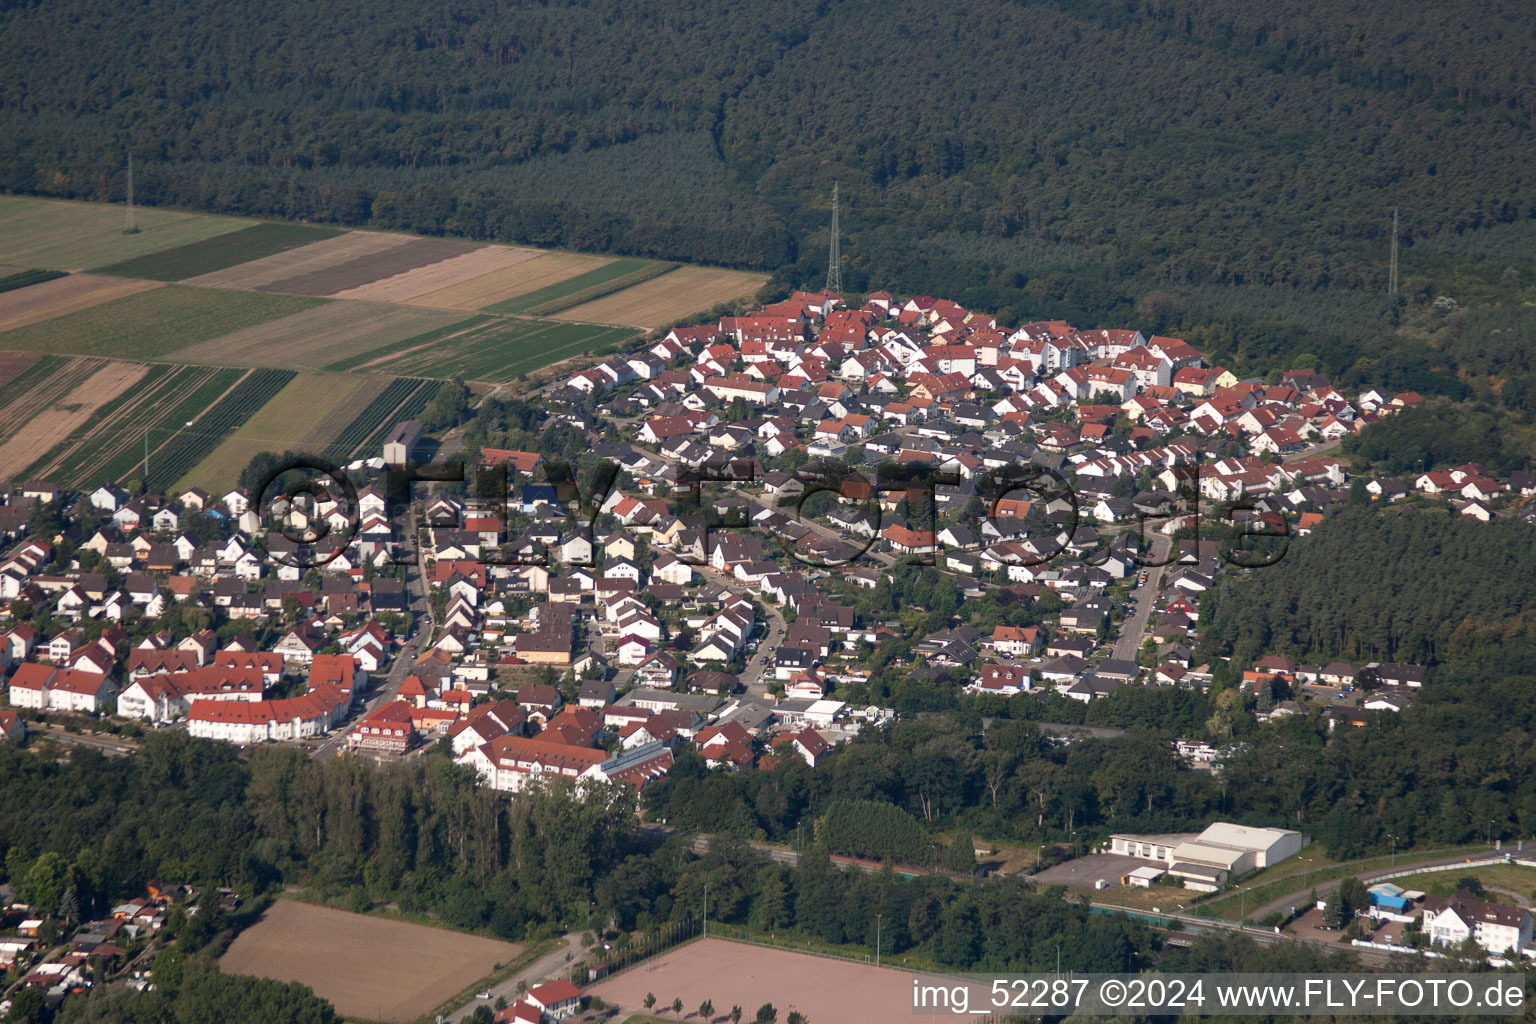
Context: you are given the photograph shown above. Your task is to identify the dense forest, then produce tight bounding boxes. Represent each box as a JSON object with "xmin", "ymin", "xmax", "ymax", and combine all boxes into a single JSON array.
[{"xmin": 3, "ymin": 0, "xmax": 1535, "ymax": 396}]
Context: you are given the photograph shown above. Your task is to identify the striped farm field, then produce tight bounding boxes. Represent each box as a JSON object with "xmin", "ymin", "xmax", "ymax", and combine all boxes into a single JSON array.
[
  {"xmin": 294, "ymin": 375, "xmax": 393, "ymax": 454},
  {"xmin": 0, "ymin": 274, "xmax": 165, "ymax": 333},
  {"xmin": 0, "ymin": 285, "xmax": 321, "ymax": 360},
  {"xmin": 258, "ymin": 237, "xmax": 478, "ymax": 297},
  {"xmin": 144, "ymin": 369, "xmax": 295, "ymax": 491},
  {"xmin": 324, "ymin": 244, "xmax": 540, "ymax": 304},
  {"xmin": 0, "ymin": 196, "xmax": 255, "ymax": 272},
  {"xmin": 177, "ymin": 372, "xmax": 374, "ymax": 492},
  {"xmin": 182, "ymin": 230, "xmax": 416, "ymax": 290},
  {"xmin": 0, "ymin": 357, "xmax": 151, "ymax": 479},
  {"xmin": 94, "ymin": 222, "xmax": 345, "ymax": 282},
  {"xmin": 554, "ymin": 264, "xmax": 768, "ymax": 328},
  {"xmin": 368, "ymin": 317, "xmax": 638, "ymax": 382},
  {"xmin": 431, "ymin": 252, "xmax": 614, "ymax": 313},
  {"xmin": 324, "ymin": 315, "xmax": 492, "ymax": 373},
  {"xmin": 0, "ymin": 351, "xmax": 41, "ymax": 390},
  {"xmin": 483, "ymin": 257, "xmax": 678, "ymax": 317},
  {"xmin": 344, "ymin": 378, "xmax": 439, "ymax": 456},
  {"xmin": 170, "ymin": 300, "xmax": 466, "ymax": 370},
  {"xmin": 25, "ymin": 364, "xmax": 247, "ymax": 488}
]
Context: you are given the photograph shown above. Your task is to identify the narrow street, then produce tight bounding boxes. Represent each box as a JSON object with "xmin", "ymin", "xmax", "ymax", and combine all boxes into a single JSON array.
[
  {"xmin": 310, "ymin": 510, "xmax": 435, "ymax": 759},
  {"xmin": 445, "ymin": 932, "xmax": 584, "ymax": 1023},
  {"xmin": 1111, "ymin": 532, "xmax": 1173, "ymax": 662}
]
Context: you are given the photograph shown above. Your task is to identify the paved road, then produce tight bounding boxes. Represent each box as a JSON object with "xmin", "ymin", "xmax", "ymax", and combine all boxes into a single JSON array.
[
  {"xmin": 694, "ymin": 565, "xmax": 785, "ymax": 696},
  {"xmin": 310, "ymin": 510, "xmax": 436, "ymax": 759},
  {"xmin": 1111, "ymin": 533, "xmax": 1173, "ymax": 662},
  {"xmin": 446, "ymin": 932, "xmax": 584, "ymax": 1023},
  {"xmin": 1247, "ymin": 846, "xmax": 1506, "ymax": 922}
]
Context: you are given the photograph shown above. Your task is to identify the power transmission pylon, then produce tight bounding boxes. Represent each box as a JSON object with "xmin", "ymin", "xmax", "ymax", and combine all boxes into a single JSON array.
[
  {"xmin": 125, "ymin": 153, "xmax": 139, "ymax": 234},
  {"xmin": 1388, "ymin": 206, "xmax": 1398, "ymax": 300},
  {"xmin": 825, "ymin": 181, "xmax": 842, "ymax": 294}
]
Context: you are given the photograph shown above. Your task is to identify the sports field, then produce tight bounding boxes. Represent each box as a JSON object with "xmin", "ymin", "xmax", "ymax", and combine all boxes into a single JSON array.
[
  {"xmin": 590, "ymin": 938, "xmax": 992, "ymax": 1024},
  {"xmin": 555, "ymin": 265, "xmax": 767, "ymax": 328},
  {"xmin": 177, "ymin": 372, "xmax": 374, "ymax": 492},
  {"xmin": 0, "ymin": 196, "xmax": 254, "ymax": 271},
  {"xmin": 0, "ymin": 285, "xmax": 321, "ymax": 360},
  {"xmin": 220, "ymin": 900, "xmax": 521, "ymax": 1024},
  {"xmin": 169, "ymin": 300, "xmax": 467, "ymax": 370}
]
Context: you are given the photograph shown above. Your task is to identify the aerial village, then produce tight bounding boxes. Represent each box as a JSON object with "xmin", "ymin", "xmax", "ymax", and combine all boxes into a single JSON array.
[{"xmin": 4, "ymin": 286, "xmax": 1536, "ymax": 1000}]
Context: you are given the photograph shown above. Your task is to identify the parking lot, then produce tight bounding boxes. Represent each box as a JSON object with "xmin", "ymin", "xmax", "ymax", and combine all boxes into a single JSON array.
[{"xmin": 1033, "ymin": 852, "xmax": 1157, "ymax": 889}]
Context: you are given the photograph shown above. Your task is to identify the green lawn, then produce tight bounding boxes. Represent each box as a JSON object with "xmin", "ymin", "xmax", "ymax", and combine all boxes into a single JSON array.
[
  {"xmin": 94, "ymin": 222, "xmax": 344, "ymax": 281},
  {"xmin": 0, "ymin": 285, "xmax": 323, "ymax": 359},
  {"xmin": 1385, "ymin": 863, "xmax": 1536, "ymax": 902},
  {"xmin": 482, "ymin": 258, "xmax": 676, "ymax": 316}
]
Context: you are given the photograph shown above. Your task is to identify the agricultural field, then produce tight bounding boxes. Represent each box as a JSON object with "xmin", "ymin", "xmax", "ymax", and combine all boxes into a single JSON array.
[
  {"xmin": 335, "ymin": 377, "xmax": 439, "ymax": 457},
  {"xmin": 169, "ymin": 300, "xmax": 466, "ymax": 371},
  {"xmin": 0, "ymin": 351, "xmax": 42, "ymax": 391},
  {"xmin": 220, "ymin": 899, "xmax": 521, "ymax": 1024},
  {"xmin": 480, "ymin": 257, "xmax": 676, "ymax": 317},
  {"xmin": 325, "ymin": 244, "xmax": 539, "ymax": 304},
  {"xmin": 0, "ymin": 357, "xmax": 151, "ymax": 479},
  {"xmin": 94, "ymin": 222, "xmax": 344, "ymax": 282},
  {"xmin": 257, "ymin": 236, "xmax": 478, "ymax": 297},
  {"xmin": 182, "ymin": 230, "xmax": 416, "ymax": 290},
  {"xmin": 25, "ymin": 365, "xmax": 249, "ymax": 489},
  {"xmin": 555, "ymin": 265, "xmax": 768, "ymax": 328},
  {"xmin": 177, "ymin": 372, "xmax": 374, "ymax": 493},
  {"xmin": 321, "ymin": 316, "xmax": 491, "ymax": 373},
  {"xmin": 0, "ymin": 285, "xmax": 321, "ymax": 360},
  {"xmin": 424, "ymin": 252, "xmax": 614, "ymax": 313},
  {"xmin": 0, "ymin": 269, "xmax": 65, "ymax": 294},
  {"xmin": 0, "ymin": 196, "xmax": 254, "ymax": 272},
  {"xmin": 363, "ymin": 317, "xmax": 638, "ymax": 383},
  {"xmin": 140, "ymin": 369, "xmax": 294, "ymax": 492},
  {"xmin": 0, "ymin": 274, "xmax": 164, "ymax": 333}
]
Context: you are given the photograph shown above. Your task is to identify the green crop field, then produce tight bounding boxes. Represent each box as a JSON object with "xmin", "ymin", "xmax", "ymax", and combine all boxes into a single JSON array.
[
  {"xmin": 26, "ymin": 364, "xmax": 249, "ymax": 489},
  {"xmin": 319, "ymin": 314, "xmax": 492, "ymax": 373},
  {"xmin": 350, "ymin": 380, "xmax": 440, "ymax": 456},
  {"xmin": 94, "ymin": 222, "xmax": 345, "ymax": 282},
  {"xmin": 178, "ymin": 372, "xmax": 374, "ymax": 492},
  {"xmin": 481, "ymin": 258, "xmax": 676, "ymax": 316},
  {"xmin": 370, "ymin": 317, "xmax": 637, "ymax": 382},
  {"xmin": 0, "ymin": 353, "xmax": 67, "ymax": 409},
  {"xmin": 144, "ymin": 368, "xmax": 295, "ymax": 491},
  {"xmin": 0, "ymin": 196, "xmax": 255, "ymax": 272},
  {"xmin": 332, "ymin": 377, "xmax": 436, "ymax": 457},
  {"xmin": 0, "ymin": 285, "xmax": 322, "ymax": 360},
  {"xmin": 0, "ymin": 269, "xmax": 66, "ymax": 294}
]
